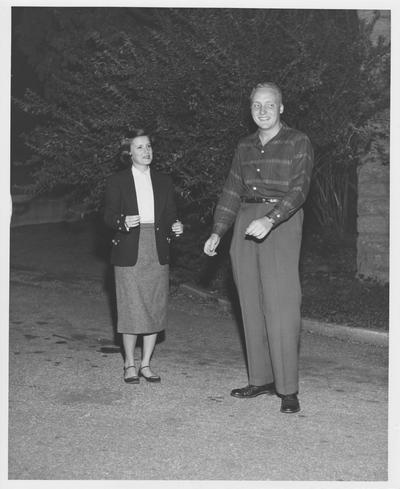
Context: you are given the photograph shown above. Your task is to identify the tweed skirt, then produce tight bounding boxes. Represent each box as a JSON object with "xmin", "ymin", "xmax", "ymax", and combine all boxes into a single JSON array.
[{"xmin": 114, "ymin": 223, "xmax": 169, "ymax": 334}]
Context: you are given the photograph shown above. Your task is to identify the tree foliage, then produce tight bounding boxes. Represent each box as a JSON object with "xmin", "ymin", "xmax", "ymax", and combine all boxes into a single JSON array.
[{"xmin": 13, "ymin": 8, "xmax": 390, "ymax": 245}]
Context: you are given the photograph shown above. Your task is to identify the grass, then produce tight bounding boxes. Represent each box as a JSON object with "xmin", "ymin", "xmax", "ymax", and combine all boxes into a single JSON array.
[
  {"xmin": 172, "ymin": 227, "xmax": 389, "ymax": 332},
  {"xmin": 299, "ymin": 231, "xmax": 388, "ymax": 330},
  {"xmin": 10, "ymin": 219, "xmax": 389, "ymax": 332}
]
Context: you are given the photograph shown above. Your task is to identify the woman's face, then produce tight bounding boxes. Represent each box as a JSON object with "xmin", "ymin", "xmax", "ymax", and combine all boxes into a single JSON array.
[{"xmin": 130, "ymin": 136, "xmax": 153, "ymax": 170}]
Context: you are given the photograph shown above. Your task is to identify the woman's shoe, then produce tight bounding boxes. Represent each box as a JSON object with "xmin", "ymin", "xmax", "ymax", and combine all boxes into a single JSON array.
[
  {"xmin": 139, "ymin": 365, "xmax": 161, "ymax": 383},
  {"xmin": 124, "ymin": 365, "xmax": 139, "ymax": 384}
]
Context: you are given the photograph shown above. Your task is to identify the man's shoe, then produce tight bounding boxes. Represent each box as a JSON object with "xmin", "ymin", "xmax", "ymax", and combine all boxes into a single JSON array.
[
  {"xmin": 231, "ymin": 383, "xmax": 275, "ymax": 398},
  {"xmin": 280, "ymin": 394, "xmax": 300, "ymax": 413}
]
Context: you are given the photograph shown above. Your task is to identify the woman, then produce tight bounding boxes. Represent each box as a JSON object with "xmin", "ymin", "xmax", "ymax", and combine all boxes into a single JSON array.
[{"xmin": 104, "ymin": 128, "xmax": 183, "ymax": 384}]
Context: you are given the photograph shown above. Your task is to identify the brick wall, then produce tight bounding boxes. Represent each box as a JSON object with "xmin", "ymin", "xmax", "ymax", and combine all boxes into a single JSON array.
[
  {"xmin": 357, "ymin": 156, "xmax": 389, "ymax": 282},
  {"xmin": 356, "ymin": 10, "xmax": 390, "ymax": 283}
]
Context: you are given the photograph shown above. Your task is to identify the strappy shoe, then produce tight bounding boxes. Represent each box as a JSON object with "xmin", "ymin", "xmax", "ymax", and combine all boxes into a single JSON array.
[
  {"xmin": 139, "ymin": 365, "xmax": 161, "ymax": 383},
  {"xmin": 124, "ymin": 365, "xmax": 139, "ymax": 384}
]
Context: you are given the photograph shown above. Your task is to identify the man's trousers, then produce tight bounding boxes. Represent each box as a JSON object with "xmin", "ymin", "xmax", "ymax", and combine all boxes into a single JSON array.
[{"xmin": 229, "ymin": 202, "xmax": 303, "ymax": 395}]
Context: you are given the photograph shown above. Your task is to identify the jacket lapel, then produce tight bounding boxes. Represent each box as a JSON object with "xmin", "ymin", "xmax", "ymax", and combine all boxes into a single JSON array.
[
  {"xmin": 122, "ymin": 167, "xmax": 164, "ymax": 220},
  {"xmin": 122, "ymin": 167, "xmax": 139, "ymax": 213},
  {"xmin": 150, "ymin": 169, "xmax": 164, "ymax": 224}
]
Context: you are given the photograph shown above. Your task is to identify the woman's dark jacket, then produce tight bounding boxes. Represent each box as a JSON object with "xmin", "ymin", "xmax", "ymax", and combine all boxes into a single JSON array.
[{"xmin": 104, "ymin": 167, "xmax": 177, "ymax": 266}]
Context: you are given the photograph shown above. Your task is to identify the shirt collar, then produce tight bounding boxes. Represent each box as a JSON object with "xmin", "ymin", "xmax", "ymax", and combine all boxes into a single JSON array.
[
  {"xmin": 252, "ymin": 121, "xmax": 288, "ymax": 147},
  {"xmin": 131, "ymin": 165, "xmax": 151, "ymax": 178}
]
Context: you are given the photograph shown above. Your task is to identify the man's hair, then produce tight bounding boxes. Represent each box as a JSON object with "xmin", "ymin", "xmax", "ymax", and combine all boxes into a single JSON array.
[{"xmin": 250, "ymin": 82, "xmax": 283, "ymax": 105}]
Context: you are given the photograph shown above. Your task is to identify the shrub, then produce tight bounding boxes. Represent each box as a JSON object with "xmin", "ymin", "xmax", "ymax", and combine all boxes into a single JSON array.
[{"xmin": 13, "ymin": 8, "xmax": 389, "ymax": 262}]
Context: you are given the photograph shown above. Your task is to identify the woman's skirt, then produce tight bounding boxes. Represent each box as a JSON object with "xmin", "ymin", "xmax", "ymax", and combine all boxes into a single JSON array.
[{"xmin": 115, "ymin": 223, "xmax": 169, "ymax": 334}]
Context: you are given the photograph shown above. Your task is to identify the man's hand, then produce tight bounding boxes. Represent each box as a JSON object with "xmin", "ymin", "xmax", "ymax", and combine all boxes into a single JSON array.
[
  {"xmin": 245, "ymin": 217, "xmax": 274, "ymax": 240},
  {"xmin": 204, "ymin": 233, "xmax": 221, "ymax": 256}
]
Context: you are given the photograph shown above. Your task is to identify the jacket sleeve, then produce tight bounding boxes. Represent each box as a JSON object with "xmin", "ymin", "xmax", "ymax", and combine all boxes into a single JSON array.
[{"xmin": 104, "ymin": 176, "xmax": 126, "ymax": 232}]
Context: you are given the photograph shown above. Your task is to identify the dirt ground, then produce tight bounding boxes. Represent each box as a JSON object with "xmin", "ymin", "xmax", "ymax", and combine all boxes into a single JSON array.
[
  {"xmin": 6, "ymin": 221, "xmax": 394, "ymax": 485},
  {"xmin": 9, "ymin": 270, "xmax": 389, "ymax": 482}
]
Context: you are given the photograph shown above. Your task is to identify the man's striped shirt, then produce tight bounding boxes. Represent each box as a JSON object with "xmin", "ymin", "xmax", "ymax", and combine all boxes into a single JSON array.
[{"xmin": 212, "ymin": 122, "xmax": 314, "ymax": 237}]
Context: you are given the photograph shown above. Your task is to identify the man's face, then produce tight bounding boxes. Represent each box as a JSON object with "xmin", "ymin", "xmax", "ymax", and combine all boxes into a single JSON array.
[{"xmin": 250, "ymin": 87, "xmax": 283, "ymax": 131}]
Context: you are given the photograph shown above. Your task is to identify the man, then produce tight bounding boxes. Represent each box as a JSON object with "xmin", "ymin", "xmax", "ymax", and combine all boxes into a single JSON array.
[{"xmin": 204, "ymin": 82, "xmax": 313, "ymax": 413}]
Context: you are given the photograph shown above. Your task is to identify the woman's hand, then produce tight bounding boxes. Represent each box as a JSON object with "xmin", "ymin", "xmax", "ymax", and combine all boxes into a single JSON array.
[
  {"xmin": 172, "ymin": 220, "xmax": 184, "ymax": 237},
  {"xmin": 124, "ymin": 215, "xmax": 140, "ymax": 231},
  {"xmin": 204, "ymin": 233, "xmax": 220, "ymax": 256}
]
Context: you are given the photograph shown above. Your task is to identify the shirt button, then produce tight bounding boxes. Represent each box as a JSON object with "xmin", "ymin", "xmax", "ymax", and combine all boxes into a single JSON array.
[
  {"xmin": 256, "ymin": 168, "xmax": 261, "ymax": 172},
  {"xmin": 253, "ymin": 186, "xmax": 257, "ymax": 190},
  {"xmin": 261, "ymin": 150, "xmax": 265, "ymax": 154}
]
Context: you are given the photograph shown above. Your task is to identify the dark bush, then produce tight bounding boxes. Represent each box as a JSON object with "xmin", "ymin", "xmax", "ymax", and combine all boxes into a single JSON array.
[{"xmin": 13, "ymin": 8, "xmax": 390, "ymax": 267}]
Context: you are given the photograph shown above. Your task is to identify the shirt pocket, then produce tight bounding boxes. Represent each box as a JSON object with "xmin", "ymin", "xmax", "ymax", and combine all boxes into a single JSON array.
[{"xmin": 263, "ymin": 158, "xmax": 290, "ymax": 187}]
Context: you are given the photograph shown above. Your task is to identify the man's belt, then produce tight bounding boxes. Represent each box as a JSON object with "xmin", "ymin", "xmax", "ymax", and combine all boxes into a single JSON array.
[{"xmin": 240, "ymin": 197, "xmax": 280, "ymax": 204}]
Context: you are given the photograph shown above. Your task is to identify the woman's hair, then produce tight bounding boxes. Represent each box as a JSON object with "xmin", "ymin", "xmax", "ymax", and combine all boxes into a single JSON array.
[
  {"xmin": 119, "ymin": 127, "xmax": 152, "ymax": 166},
  {"xmin": 249, "ymin": 82, "xmax": 283, "ymax": 105}
]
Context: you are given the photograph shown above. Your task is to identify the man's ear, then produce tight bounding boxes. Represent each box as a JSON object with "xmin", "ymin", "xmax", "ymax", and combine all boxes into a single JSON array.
[{"xmin": 280, "ymin": 104, "xmax": 284, "ymax": 114}]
